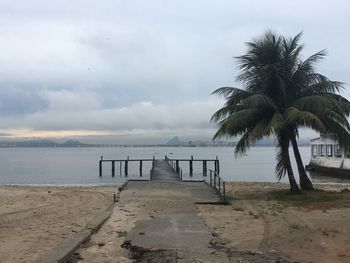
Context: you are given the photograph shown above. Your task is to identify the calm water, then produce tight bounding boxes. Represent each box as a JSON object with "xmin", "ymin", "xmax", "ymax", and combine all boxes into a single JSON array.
[{"xmin": 0, "ymin": 146, "xmax": 348, "ymax": 185}]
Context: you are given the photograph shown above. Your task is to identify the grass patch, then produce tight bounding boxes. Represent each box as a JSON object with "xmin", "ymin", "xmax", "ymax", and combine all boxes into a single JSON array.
[
  {"xmin": 289, "ymin": 223, "xmax": 304, "ymax": 230},
  {"xmin": 267, "ymin": 189, "xmax": 350, "ymax": 209},
  {"xmin": 232, "ymin": 207, "xmax": 244, "ymax": 212},
  {"xmin": 248, "ymin": 209, "xmax": 265, "ymax": 219},
  {"xmin": 224, "ymin": 196, "xmax": 238, "ymax": 205},
  {"xmin": 319, "ymin": 226, "xmax": 340, "ymax": 236}
]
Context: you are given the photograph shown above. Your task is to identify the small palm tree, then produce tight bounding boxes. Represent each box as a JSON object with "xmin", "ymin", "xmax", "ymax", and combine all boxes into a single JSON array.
[{"xmin": 211, "ymin": 31, "xmax": 350, "ymax": 193}]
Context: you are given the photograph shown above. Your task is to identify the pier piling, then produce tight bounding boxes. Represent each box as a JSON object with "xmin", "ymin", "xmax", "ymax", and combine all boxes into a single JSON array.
[
  {"xmin": 140, "ymin": 160, "xmax": 143, "ymax": 177},
  {"xmin": 99, "ymin": 160, "xmax": 102, "ymax": 177},
  {"xmin": 189, "ymin": 155, "xmax": 193, "ymax": 177},
  {"xmin": 125, "ymin": 156, "xmax": 129, "ymax": 177},
  {"xmin": 112, "ymin": 161, "xmax": 115, "ymax": 177}
]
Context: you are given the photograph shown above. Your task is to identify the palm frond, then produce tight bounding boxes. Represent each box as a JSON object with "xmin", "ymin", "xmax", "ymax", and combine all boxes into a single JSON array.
[
  {"xmin": 212, "ymin": 108, "xmax": 265, "ymax": 139},
  {"xmin": 284, "ymin": 107, "xmax": 326, "ymax": 133},
  {"xmin": 241, "ymin": 94, "xmax": 278, "ymax": 110}
]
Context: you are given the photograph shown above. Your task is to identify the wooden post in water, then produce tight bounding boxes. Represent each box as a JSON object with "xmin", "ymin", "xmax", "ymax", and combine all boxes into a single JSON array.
[
  {"xmin": 216, "ymin": 156, "xmax": 220, "ymax": 174},
  {"xmin": 214, "ymin": 173, "xmax": 216, "ymax": 189},
  {"xmin": 189, "ymin": 155, "xmax": 193, "ymax": 177},
  {"xmin": 218, "ymin": 177, "xmax": 221, "ymax": 192},
  {"xmin": 125, "ymin": 156, "xmax": 129, "ymax": 177},
  {"xmin": 99, "ymin": 160, "xmax": 102, "ymax": 177},
  {"xmin": 112, "ymin": 161, "xmax": 115, "ymax": 177},
  {"xmin": 209, "ymin": 170, "xmax": 212, "ymax": 186},
  {"xmin": 176, "ymin": 160, "xmax": 179, "ymax": 173},
  {"xmin": 139, "ymin": 160, "xmax": 143, "ymax": 177},
  {"xmin": 203, "ymin": 161, "xmax": 206, "ymax": 176}
]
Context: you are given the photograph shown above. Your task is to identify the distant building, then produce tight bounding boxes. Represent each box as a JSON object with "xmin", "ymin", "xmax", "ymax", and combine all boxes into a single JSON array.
[{"xmin": 307, "ymin": 136, "xmax": 350, "ymax": 176}]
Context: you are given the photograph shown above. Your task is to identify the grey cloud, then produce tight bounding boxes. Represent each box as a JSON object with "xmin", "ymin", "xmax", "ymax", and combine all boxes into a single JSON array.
[
  {"xmin": 0, "ymin": 87, "xmax": 48, "ymax": 116},
  {"xmin": 0, "ymin": 99, "xmax": 221, "ymax": 132},
  {"xmin": 0, "ymin": 0, "xmax": 349, "ymax": 142}
]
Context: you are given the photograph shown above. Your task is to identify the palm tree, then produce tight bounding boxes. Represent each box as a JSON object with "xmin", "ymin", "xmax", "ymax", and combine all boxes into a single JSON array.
[
  {"xmin": 211, "ymin": 86, "xmax": 302, "ymax": 193},
  {"xmin": 211, "ymin": 31, "xmax": 350, "ymax": 193},
  {"xmin": 276, "ymin": 33, "xmax": 350, "ymax": 189}
]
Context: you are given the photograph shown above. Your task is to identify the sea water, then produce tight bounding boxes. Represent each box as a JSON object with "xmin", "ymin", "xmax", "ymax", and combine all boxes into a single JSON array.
[{"xmin": 0, "ymin": 146, "xmax": 348, "ymax": 185}]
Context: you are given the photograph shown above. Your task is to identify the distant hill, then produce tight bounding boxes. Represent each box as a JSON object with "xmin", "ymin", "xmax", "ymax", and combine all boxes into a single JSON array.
[
  {"xmin": 62, "ymin": 140, "xmax": 85, "ymax": 146},
  {"xmin": 0, "ymin": 139, "xmax": 86, "ymax": 147},
  {"xmin": 164, "ymin": 136, "xmax": 311, "ymax": 147},
  {"xmin": 166, "ymin": 136, "xmax": 184, "ymax": 146}
]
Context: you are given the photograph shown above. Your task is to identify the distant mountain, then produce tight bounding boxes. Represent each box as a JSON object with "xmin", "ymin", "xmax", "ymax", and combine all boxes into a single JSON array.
[
  {"xmin": 166, "ymin": 136, "xmax": 184, "ymax": 146},
  {"xmin": 164, "ymin": 136, "xmax": 311, "ymax": 147},
  {"xmin": 62, "ymin": 140, "xmax": 84, "ymax": 146},
  {"xmin": 0, "ymin": 139, "xmax": 86, "ymax": 147}
]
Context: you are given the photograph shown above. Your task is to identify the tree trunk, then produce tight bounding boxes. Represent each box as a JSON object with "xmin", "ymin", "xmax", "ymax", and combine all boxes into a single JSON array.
[
  {"xmin": 286, "ymin": 153, "xmax": 302, "ymax": 194},
  {"xmin": 290, "ymin": 134, "xmax": 314, "ymax": 190}
]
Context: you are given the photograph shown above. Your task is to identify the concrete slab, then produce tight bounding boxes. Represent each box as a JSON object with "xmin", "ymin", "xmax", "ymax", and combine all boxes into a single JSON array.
[
  {"xmin": 123, "ymin": 160, "xmax": 230, "ymax": 262},
  {"xmin": 35, "ymin": 231, "xmax": 91, "ymax": 263}
]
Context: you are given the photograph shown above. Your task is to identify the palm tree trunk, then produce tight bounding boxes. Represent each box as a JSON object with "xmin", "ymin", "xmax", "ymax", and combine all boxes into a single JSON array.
[
  {"xmin": 290, "ymin": 135, "xmax": 314, "ymax": 190},
  {"xmin": 286, "ymin": 153, "xmax": 302, "ymax": 194}
]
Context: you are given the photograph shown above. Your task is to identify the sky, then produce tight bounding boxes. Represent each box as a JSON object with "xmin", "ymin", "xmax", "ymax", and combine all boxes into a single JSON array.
[{"xmin": 0, "ymin": 0, "xmax": 349, "ymax": 144}]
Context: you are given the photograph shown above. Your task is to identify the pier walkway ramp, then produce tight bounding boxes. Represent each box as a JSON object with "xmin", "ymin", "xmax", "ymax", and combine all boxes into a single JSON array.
[
  {"xmin": 150, "ymin": 160, "xmax": 180, "ymax": 181},
  {"xmin": 121, "ymin": 159, "xmax": 229, "ymax": 262}
]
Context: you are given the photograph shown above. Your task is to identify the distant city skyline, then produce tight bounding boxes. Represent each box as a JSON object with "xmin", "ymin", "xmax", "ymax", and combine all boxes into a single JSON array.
[{"xmin": 0, "ymin": 0, "xmax": 348, "ymax": 143}]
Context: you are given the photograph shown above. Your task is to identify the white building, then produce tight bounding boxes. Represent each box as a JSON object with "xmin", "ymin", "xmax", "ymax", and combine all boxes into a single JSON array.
[{"xmin": 309, "ymin": 136, "xmax": 350, "ymax": 172}]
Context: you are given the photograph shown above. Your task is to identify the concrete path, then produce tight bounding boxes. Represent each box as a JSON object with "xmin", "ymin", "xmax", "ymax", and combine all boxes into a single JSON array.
[{"xmin": 122, "ymin": 160, "xmax": 229, "ymax": 262}]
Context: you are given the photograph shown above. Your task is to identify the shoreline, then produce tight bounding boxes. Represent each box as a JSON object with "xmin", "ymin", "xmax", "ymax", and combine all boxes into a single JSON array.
[
  {"xmin": 0, "ymin": 183, "xmax": 121, "ymax": 187},
  {"xmin": 1, "ymin": 179, "xmax": 350, "ymax": 187}
]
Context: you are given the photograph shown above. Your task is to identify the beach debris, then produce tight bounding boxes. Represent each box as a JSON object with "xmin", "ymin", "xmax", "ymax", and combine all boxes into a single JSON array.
[
  {"xmin": 67, "ymin": 252, "xmax": 83, "ymax": 262},
  {"xmin": 338, "ymin": 248, "xmax": 350, "ymax": 257},
  {"xmin": 121, "ymin": 240, "xmax": 177, "ymax": 262},
  {"xmin": 116, "ymin": 230, "xmax": 127, "ymax": 237}
]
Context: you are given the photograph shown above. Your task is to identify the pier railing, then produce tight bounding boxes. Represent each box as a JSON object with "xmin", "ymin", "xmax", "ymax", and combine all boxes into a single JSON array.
[
  {"xmin": 165, "ymin": 156, "xmax": 183, "ymax": 180},
  {"xmin": 208, "ymin": 169, "xmax": 226, "ymax": 199},
  {"xmin": 164, "ymin": 155, "xmax": 219, "ymax": 179},
  {"xmin": 165, "ymin": 156, "xmax": 226, "ymax": 198},
  {"xmin": 99, "ymin": 155, "xmax": 154, "ymax": 180},
  {"xmin": 99, "ymin": 156, "xmax": 225, "ymax": 196}
]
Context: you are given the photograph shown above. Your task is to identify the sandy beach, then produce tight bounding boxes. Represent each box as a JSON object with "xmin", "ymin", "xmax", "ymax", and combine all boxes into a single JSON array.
[
  {"xmin": 198, "ymin": 182, "xmax": 350, "ymax": 263},
  {"xmin": 76, "ymin": 182, "xmax": 350, "ymax": 263},
  {"xmin": 0, "ymin": 185, "xmax": 116, "ymax": 263},
  {"xmin": 1, "ymin": 182, "xmax": 350, "ymax": 263}
]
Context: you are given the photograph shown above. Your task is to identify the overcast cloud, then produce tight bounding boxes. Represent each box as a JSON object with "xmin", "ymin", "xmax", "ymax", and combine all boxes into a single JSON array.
[{"xmin": 0, "ymin": 0, "xmax": 349, "ymax": 143}]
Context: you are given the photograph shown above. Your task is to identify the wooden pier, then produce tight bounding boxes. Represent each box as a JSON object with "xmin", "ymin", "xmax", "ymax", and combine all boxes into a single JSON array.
[
  {"xmin": 99, "ymin": 156, "xmax": 155, "ymax": 178},
  {"xmin": 165, "ymin": 155, "xmax": 220, "ymax": 176},
  {"xmin": 98, "ymin": 155, "xmax": 225, "ymax": 198},
  {"xmin": 99, "ymin": 155, "xmax": 219, "ymax": 178}
]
